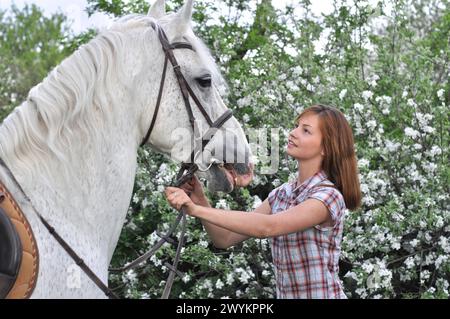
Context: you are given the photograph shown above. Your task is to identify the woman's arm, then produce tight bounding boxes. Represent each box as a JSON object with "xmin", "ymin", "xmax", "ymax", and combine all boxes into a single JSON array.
[
  {"xmin": 166, "ymin": 187, "xmax": 331, "ymax": 239},
  {"xmin": 192, "ymin": 198, "xmax": 330, "ymax": 238},
  {"xmin": 176, "ymin": 177, "xmax": 271, "ymax": 248},
  {"xmin": 198, "ymin": 198, "xmax": 272, "ymax": 249},
  {"xmin": 194, "ymin": 195, "xmax": 246, "ymax": 249}
]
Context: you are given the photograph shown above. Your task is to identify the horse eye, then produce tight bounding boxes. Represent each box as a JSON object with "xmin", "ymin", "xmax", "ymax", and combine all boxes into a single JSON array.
[{"xmin": 196, "ymin": 76, "xmax": 212, "ymax": 88}]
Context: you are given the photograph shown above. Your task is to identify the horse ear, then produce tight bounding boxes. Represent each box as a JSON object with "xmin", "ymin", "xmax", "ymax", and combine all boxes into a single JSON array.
[
  {"xmin": 179, "ymin": 0, "xmax": 194, "ymax": 22},
  {"xmin": 148, "ymin": 0, "xmax": 166, "ymax": 19},
  {"xmin": 174, "ymin": 0, "xmax": 193, "ymax": 31}
]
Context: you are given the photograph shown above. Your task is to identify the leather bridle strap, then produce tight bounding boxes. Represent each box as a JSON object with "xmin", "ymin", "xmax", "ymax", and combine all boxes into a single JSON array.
[
  {"xmin": 140, "ymin": 25, "xmax": 232, "ymax": 148},
  {"xmin": 140, "ymin": 55, "xmax": 169, "ymax": 149},
  {"xmin": 140, "ymin": 31, "xmax": 197, "ymax": 147},
  {"xmin": 198, "ymin": 109, "xmax": 233, "ymax": 151}
]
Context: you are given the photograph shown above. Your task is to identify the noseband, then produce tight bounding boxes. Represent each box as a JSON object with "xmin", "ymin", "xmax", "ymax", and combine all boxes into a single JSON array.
[{"xmin": 141, "ymin": 23, "xmax": 234, "ymax": 180}]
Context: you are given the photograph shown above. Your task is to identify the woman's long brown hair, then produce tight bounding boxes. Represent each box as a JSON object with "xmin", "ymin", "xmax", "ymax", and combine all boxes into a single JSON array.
[{"xmin": 296, "ymin": 104, "xmax": 362, "ymax": 210}]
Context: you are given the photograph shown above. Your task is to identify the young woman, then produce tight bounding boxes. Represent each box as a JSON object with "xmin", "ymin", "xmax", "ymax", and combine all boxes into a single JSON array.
[{"xmin": 165, "ymin": 104, "xmax": 362, "ymax": 299}]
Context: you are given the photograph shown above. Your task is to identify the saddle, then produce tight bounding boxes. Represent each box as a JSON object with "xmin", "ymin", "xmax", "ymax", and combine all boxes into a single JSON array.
[{"xmin": 0, "ymin": 182, "xmax": 39, "ymax": 299}]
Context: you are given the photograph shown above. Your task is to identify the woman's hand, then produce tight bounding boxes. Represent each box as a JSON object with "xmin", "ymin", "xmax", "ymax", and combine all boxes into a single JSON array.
[
  {"xmin": 165, "ymin": 186, "xmax": 197, "ymax": 215},
  {"xmin": 179, "ymin": 176, "xmax": 208, "ymax": 206}
]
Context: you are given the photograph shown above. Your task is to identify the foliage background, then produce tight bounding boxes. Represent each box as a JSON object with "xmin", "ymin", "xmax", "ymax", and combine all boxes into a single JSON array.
[{"xmin": 0, "ymin": 0, "xmax": 448, "ymax": 299}]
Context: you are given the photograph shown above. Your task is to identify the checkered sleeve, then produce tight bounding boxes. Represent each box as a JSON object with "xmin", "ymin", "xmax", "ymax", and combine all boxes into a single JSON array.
[
  {"xmin": 267, "ymin": 188, "xmax": 279, "ymax": 210},
  {"xmin": 307, "ymin": 187, "xmax": 344, "ymax": 226}
]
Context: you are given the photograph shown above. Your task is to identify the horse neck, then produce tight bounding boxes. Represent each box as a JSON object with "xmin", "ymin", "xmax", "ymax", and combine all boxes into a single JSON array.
[{"xmin": 2, "ymin": 108, "xmax": 138, "ymax": 262}]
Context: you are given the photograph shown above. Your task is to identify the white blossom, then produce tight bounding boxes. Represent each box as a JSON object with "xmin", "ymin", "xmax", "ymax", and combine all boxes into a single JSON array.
[
  {"xmin": 339, "ymin": 89, "xmax": 348, "ymax": 100},
  {"xmin": 362, "ymin": 90, "xmax": 373, "ymax": 100},
  {"xmin": 385, "ymin": 140, "xmax": 401, "ymax": 152},
  {"xmin": 428, "ymin": 145, "xmax": 442, "ymax": 157},
  {"xmin": 215, "ymin": 199, "xmax": 230, "ymax": 209},
  {"xmin": 421, "ymin": 270, "xmax": 431, "ymax": 283},
  {"xmin": 422, "ymin": 162, "xmax": 437, "ymax": 174},
  {"xmin": 391, "ymin": 241, "xmax": 401, "ymax": 250},
  {"xmin": 286, "ymin": 80, "xmax": 299, "ymax": 92},
  {"xmin": 435, "ymin": 255, "xmax": 448, "ymax": 268},
  {"xmin": 404, "ymin": 257, "xmax": 415, "ymax": 269},
  {"xmin": 426, "ymin": 287, "xmax": 436, "ymax": 294},
  {"xmin": 292, "ymin": 66, "xmax": 303, "ymax": 76},
  {"xmin": 416, "ymin": 112, "xmax": 433, "ymax": 126},
  {"xmin": 422, "ymin": 126, "xmax": 435, "ymax": 134},
  {"xmin": 123, "ymin": 269, "xmax": 137, "ymax": 284},
  {"xmin": 407, "ymin": 99, "xmax": 417, "ymax": 108},
  {"xmin": 216, "ymin": 279, "xmax": 224, "ymax": 289},
  {"xmin": 362, "ymin": 262, "xmax": 374, "ymax": 274},
  {"xmin": 354, "ymin": 103, "xmax": 364, "ymax": 112},
  {"xmin": 355, "ymin": 288, "xmax": 368, "ymax": 298},
  {"xmin": 369, "ymin": 74, "xmax": 380, "ymax": 86},
  {"xmin": 439, "ymin": 236, "xmax": 450, "ymax": 253},
  {"xmin": 404, "ymin": 127, "xmax": 420, "ymax": 138},
  {"xmin": 367, "ymin": 120, "xmax": 377, "ymax": 130},
  {"xmin": 198, "ymin": 239, "xmax": 209, "ymax": 248},
  {"xmin": 252, "ymin": 195, "xmax": 262, "ymax": 210},
  {"xmin": 410, "ymin": 239, "xmax": 419, "ymax": 248},
  {"xmin": 358, "ymin": 158, "xmax": 370, "ymax": 168},
  {"xmin": 226, "ymin": 273, "xmax": 234, "ymax": 285},
  {"xmin": 183, "ymin": 274, "xmax": 191, "ymax": 283},
  {"xmin": 306, "ymin": 83, "xmax": 315, "ymax": 92}
]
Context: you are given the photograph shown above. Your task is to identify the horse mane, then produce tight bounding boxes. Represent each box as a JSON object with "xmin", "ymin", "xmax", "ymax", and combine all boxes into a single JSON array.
[
  {"xmin": 0, "ymin": 14, "xmax": 225, "ymax": 183},
  {"xmin": 0, "ymin": 26, "xmax": 127, "ymax": 181}
]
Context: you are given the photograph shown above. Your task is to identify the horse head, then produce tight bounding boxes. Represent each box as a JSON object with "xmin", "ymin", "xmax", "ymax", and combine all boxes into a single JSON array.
[{"xmin": 136, "ymin": 0, "xmax": 254, "ymax": 192}]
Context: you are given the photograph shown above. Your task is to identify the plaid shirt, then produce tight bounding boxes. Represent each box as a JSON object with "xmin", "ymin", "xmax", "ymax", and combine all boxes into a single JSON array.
[{"xmin": 267, "ymin": 170, "xmax": 347, "ymax": 299}]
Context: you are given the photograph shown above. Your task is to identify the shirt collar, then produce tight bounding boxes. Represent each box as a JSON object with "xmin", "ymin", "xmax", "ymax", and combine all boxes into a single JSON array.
[{"xmin": 291, "ymin": 170, "xmax": 328, "ymax": 196}]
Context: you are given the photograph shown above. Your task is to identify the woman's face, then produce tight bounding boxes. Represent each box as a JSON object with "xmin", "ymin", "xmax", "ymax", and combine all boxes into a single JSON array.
[{"xmin": 287, "ymin": 113, "xmax": 324, "ymax": 162}]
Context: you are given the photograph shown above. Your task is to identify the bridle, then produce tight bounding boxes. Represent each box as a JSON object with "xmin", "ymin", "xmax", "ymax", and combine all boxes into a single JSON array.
[
  {"xmin": 141, "ymin": 22, "xmax": 234, "ymax": 173},
  {"xmin": 0, "ymin": 23, "xmax": 235, "ymax": 299}
]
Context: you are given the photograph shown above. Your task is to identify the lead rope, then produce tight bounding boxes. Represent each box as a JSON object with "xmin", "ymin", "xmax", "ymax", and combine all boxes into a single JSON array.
[
  {"xmin": 161, "ymin": 213, "xmax": 187, "ymax": 299},
  {"xmin": 109, "ymin": 163, "xmax": 198, "ymax": 299}
]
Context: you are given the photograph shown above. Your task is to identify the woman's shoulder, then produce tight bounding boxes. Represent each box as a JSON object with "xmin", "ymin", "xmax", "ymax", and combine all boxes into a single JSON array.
[
  {"xmin": 308, "ymin": 180, "xmax": 345, "ymax": 208},
  {"xmin": 306, "ymin": 180, "xmax": 347, "ymax": 226}
]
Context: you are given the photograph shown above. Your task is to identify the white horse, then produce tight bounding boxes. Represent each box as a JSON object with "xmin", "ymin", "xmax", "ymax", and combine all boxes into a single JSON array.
[{"xmin": 0, "ymin": 0, "xmax": 253, "ymax": 298}]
